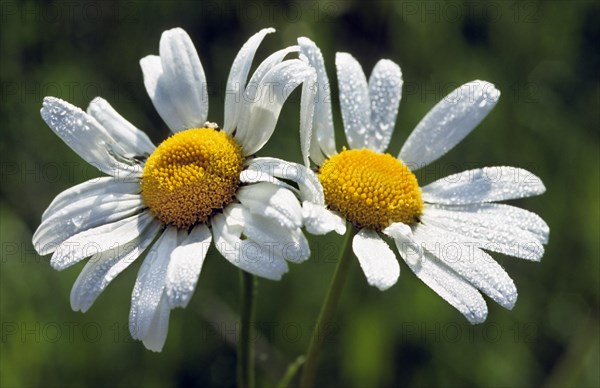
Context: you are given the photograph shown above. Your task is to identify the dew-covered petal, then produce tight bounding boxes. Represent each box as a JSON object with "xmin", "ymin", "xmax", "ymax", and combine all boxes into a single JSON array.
[
  {"xmin": 141, "ymin": 293, "xmax": 171, "ymax": 352},
  {"xmin": 404, "ymin": 249, "xmax": 488, "ymax": 324},
  {"xmin": 298, "ymin": 37, "xmax": 337, "ymax": 163},
  {"xmin": 50, "ymin": 211, "xmax": 155, "ymax": 270},
  {"xmin": 336, "ymin": 53, "xmax": 371, "ymax": 150},
  {"xmin": 165, "ymin": 224, "xmax": 212, "ymax": 308},
  {"xmin": 422, "ymin": 167, "xmax": 546, "ymax": 204},
  {"xmin": 70, "ymin": 220, "xmax": 162, "ymax": 312},
  {"xmin": 41, "ymin": 97, "xmax": 143, "ymax": 177},
  {"xmin": 302, "ymin": 201, "xmax": 347, "ymax": 236},
  {"xmin": 87, "ymin": 97, "xmax": 155, "ymax": 156},
  {"xmin": 413, "ymin": 223, "xmax": 518, "ymax": 310},
  {"xmin": 382, "ymin": 222, "xmax": 423, "ymax": 266},
  {"xmin": 158, "ymin": 27, "xmax": 209, "ymax": 130},
  {"xmin": 129, "ymin": 227, "xmax": 178, "ymax": 343},
  {"xmin": 236, "ymin": 206, "xmax": 310, "ymax": 264},
  {"xmin": 352, "ymin": 228, "xmax": 400, "ymax": 291},
  {"xmin": 211, "ymin": 208, "xmax": 289, "ymax": 280},
  {"xmin": 223, "ymin": 28, "xmax": 275, "ymax": 133},
  {"xmin": 34, "ymin": 193, "xmax": 144, "ymax": 256},
  {"xmin": 399, "ymin": 80, "xmax": 500, "ymax": 168},
  {"xmin": 241, "ymin": 157, "xmax": 324, "ymax": 204},
  {"xmin": 235, "ymin": 60, "xmax": 316, "ymax": 155},
  {"xmin": 422, "ymin": 204, "xmax": 547, "ymax": 261},
  {"xmin": 368, "ymin": 59, "xmax": 402, "ymax": 153},
  {"xmin": 41, "ymin": 176, "xmax": 139, "ymax": 221},
  {"xmin": 236, "ymin": 182, "xmax": 302, "ymax": 229}
]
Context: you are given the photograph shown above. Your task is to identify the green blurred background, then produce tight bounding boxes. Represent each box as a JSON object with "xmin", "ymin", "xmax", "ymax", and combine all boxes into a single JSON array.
[{"xmin": 1, "ymin": 0, "xmax": 598, "ymax": 387}]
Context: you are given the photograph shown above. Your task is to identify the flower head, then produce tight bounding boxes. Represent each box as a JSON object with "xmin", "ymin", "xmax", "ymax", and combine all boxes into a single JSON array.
[
  {"xmin": 297, "ymin": 38, "xmax": 549, "ymax": 323},
  {"xmin": 32, "ymin": 27, "xmax": 318, "ymax": 351}
]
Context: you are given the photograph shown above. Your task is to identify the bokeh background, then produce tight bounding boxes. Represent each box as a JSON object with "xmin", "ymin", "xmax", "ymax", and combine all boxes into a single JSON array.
[{"xmin": 1, "ymin": 0, "xmax": 598, "ymax": 387}]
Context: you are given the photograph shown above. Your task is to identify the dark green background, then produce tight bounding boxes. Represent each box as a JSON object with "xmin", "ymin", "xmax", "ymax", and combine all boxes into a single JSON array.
[{"xmin": 1, "ymin": 0, "xmax": 598, "ymax": 387}]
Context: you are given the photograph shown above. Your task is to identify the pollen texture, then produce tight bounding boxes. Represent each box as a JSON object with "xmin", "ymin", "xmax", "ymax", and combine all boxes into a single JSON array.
[
  {"xmin": 319, "ymin": 148, "xmax": 423, "ymax": 231},
  {"xmin": 141, "ymin": 127, "xmax": 244, "ymax": 229}
]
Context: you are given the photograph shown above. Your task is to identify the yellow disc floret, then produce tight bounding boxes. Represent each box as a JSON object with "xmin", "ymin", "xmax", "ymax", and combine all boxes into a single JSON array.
[
  {"xmin": 141, "ymin": 127, "xmax": 244, "ymax": 229},
  {"xmin": 319, "ymin": 148, "xmax": 423, "ymax": 231}
]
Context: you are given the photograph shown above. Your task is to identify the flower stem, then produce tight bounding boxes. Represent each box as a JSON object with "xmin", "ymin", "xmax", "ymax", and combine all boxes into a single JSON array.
[
  {"xmin": 238, "ymin": 270, "xmax": 256, "ymax": 388},
  {"xmin": 299, "ymin": 228, "xmax": 354, "ymax": 387}
]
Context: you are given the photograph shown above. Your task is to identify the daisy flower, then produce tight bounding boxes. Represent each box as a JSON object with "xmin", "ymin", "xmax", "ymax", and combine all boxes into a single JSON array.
[
  {"xmin": 32, "ymin": 27, "xmax": 318, "ymax": 351},
  {"xmin": 297, "ymin": 38, "xmax": 549, "ymax": 323}
]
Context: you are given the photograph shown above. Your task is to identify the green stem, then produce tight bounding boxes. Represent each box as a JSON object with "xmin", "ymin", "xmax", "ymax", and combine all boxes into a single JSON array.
[
  {"xmin": 299, "ymin": 228, "xmax": 354, "ymax": 388},
  {"xmin": 238, "ymin": 270, "xmax": 256, "ymax": 388}
]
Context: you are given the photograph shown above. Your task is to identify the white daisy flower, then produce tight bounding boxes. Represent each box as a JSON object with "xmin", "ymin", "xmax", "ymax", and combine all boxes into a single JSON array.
[
  {"xmin": 296, "ymin": 38, "xmax": 549, "ymax": 323},
  {"xmin": 32, "ymin": 27, "xmax": 318, "ymax": 351}
]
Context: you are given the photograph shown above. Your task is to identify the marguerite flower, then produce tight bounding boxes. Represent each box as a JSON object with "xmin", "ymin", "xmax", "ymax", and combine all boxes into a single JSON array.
[
  {"xmin": 32, "ymin": 27, "xmax": 318, "ymax": 351},
  {"xmin": 297, "ymin": 38, "xmax": 549, "ymax": 323}
]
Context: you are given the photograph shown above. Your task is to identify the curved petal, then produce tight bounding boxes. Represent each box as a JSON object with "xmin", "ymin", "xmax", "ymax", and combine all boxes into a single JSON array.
[
  {"xmin": 382, "ymin": 222, "xmax": 423, "ymax": 266},
  {"xmin": 302, "ymin": 201, "xmax": 346, "ymax": 236},
  {"xmin": 223, "ymin": 28, "xmax": 275, "ymax": 133},
  {"xmin": 41, "ymin": 97, "xmax": 143, "ymax": 177},
  {"xmin": 422, "ymin": 204, "xmax": 546, "ymax": 261},
  {"xmin": 129, "ymin": 227, "xmax": 178, "ymax": 343},
  {"xmin": 34, "ymin": 194, "xmax": 144, "ymax": 256},
  {"xmin": 236, "ymin": 182, "xmax": 302, "ymax": 229},
  {"xmin": 368, "ymin": 59, "xmax": 402, "ymax": 152},
  {"xmin": 399, "ymin": 80, "xmax": 500, "ymax": 168},
  {"xmin": 165, "ymin": 224, "xmax": 212, "ymax": 308},
  {"xmin": 70, "ymin": 219, "xmax": 162, "ymax": 312},
  {"xmin": 404, "ymin": 249, "xmax": 488, "ymax": 324},
  {"xmin": 422, "ymin": 167, "xmax": 546, "ymax": 205},
  {"xmin": 50, "ymin": 211, "xmax": 155, "ymax": 270},
  {"xmin": 235, "ymin": 59, "xmax": 316, "ymax": 155},
  {"xmin": 87, "ymin": 97, "xmax": 155, "ymax": 156},
  {"xmin": 413, "ymin": 223, "xmax": 518, "ymax": 310},
  {"xmin": 158, "ymin": 27, "xmax": 208, "ymax": 130},
  {"xmin": 298, "ymin": 37, "xmax": 337, "ymax": 163},
  {"xmin": 142, "ymin": 293, "xmax": 171, "ymax": 352},
  {"xmin": 241, "ymin": 157, "xmax": 324, "ymax": 204},
  {"xmin": 352, "ymin": 228, "xmax": 400, "ymax": 291},
  {"xmin": 211, "ymin": 209, "xmax": 289, "ymax": 280},
  {"xmin": 336, "ymin": 53, "xmax": 371, "ymax": 150}
]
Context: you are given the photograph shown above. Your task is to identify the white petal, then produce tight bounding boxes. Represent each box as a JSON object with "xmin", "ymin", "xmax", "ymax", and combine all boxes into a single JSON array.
[
  {"xmin": 352, "ymin": 228, "xmax": 400, "ymax": 291},
  {"xmin": 70, "ymin": 220, "xmax": 161, "ymax": 312},
  {"xmin": 211, "ymin": 209, "xmax": 289, "ymax": 280},
  {"xmin": 86, "ymin": 97, "xmax": 155, "ymax": 156},
  {"xmin": 368, "ymin": 59, "xmax": 402, "ymax": 152},
  {"xmin": 50, "ymin": 211, "xmax": 154, "ymax": 270},
  {"xmin": 235, "ymin": 59, "xmax": 315, "ymax": 155},
  {"xmin": 422, "ymin": 167, "xmax": 546, "ymax": 204},
  {"xmin": 236, "ymin": 182, "xmax": 302, "ymax": 229},
  {"xmin": 413, "ymin": 223, "xmax": 518, "ymax": 309},
  {"xmin": 129, "ymin": 227, "xmax": 178, "ymax": 342},
  {"xmin": 165, "ymin": 224, "xmax": 212, "ymax": 308},
  {"xmin": 382, "ymin": 222, "xmax": 423, "ymax": 266},
  {"xmin": 41, "ymin": 176, "xmax": 139, "ymax": 221},
  {"xmin": 236, "ymin": 206, "xmax": 310, "ymax": 264},
  {"xmin": 422, "ymin": 204, "xmax": 547, "ymax": 261},
  {"xmin": 298, "ymin": 37, "xmax": 337, "ymax": 162},
  {"xmin": 299, "ymin": 67, "xmax": 317, "ymax": 167},
  {"xmin": 336, "ymin": 53, "xmax": 371, "ymax": 150},
  {"xmin": 302, "ymin": 201, "xmax": 346, "ymax": 235},
  {"xmin": 399, "ymin": 80, "xmax": 500, "ymax": 168},
  {"xmin": 142, "ymin": 293, "xmax": 171, "ymax": 352},
  {"xmin": 241, "ymin": 157, "xmax": 324, "ymax": 204},
  {"xmin": 158, "ymin": 27, "xmax": 208, "ymax": 130},
  {"xmin": 223, "ymin": 28, "xmax": 275, "ymax": 133},
  {"xmin": 41, "ymin": 97, "xmax": 143, "ymax": 177},
  {"xmin": 404, "ymin": 249, "xmax": 488, "ymax": 324},
  {"xmin": 34, "ymin": 193, "xmax": 144, "ymax": 256}
]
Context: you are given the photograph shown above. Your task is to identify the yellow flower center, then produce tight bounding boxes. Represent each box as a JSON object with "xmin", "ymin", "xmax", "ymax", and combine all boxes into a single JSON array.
[
  {"xmin": 318, "ymin": 149, "xmax": 423, "ymax": 231},
  {"xmin": 141, "ymin": 127, "xmax": 244, "ymax": 229}
]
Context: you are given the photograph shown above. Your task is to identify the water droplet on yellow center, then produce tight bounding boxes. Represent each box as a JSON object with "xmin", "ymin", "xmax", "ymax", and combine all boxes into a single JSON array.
[
  {"xmin": 141, "ymin": 127, "xmax": 244, "ymax": 229},
  {"xmin": 318, "ymin": 148, "xmax": 423, "ymax": 231}
]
